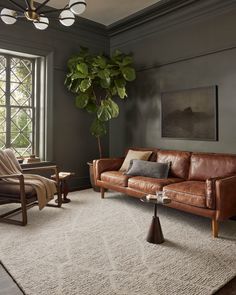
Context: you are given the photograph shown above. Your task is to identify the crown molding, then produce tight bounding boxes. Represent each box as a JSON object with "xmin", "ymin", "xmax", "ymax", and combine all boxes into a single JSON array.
[
  {"xmin": 107, "ymin": 0, "xmax": 236, "ymax": 38},
  {"xmin": 107, "ymin": 0, "xmax": 201, "ymax": 37}
]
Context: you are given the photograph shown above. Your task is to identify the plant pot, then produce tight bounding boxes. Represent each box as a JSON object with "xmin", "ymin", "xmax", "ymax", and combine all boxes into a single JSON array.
[{"xmin": 87, "ymin": 162, "xmax": 101, "ymax": 192}]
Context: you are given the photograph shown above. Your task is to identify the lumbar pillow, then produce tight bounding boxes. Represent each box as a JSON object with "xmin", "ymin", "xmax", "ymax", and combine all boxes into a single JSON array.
[
  {"xmin": 125, "ymin": 159, "xmax": 170, "ymax": 178},
  {"xmin": 119, "ymin": 150, "xmax": 153, "ymax": 172}
]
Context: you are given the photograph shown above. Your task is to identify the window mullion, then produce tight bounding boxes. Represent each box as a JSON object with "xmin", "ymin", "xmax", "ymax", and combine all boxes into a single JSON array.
[{"xmin": 5, "ymin": 56, "xmax": 11, "ymax": 148}]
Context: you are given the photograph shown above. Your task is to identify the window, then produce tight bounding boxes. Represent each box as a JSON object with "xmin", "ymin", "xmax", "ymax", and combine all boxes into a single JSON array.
[{"xmin": 0, "ymin": 53, "xmax": 36, "ymax": 157}]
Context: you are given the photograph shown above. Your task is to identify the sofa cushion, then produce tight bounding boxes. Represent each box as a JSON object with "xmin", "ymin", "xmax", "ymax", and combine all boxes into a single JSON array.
[
  {"xmin": 126, "ymin": 160, "xmax": 170, "ymax": 178},
  {"xmin": 119, "ymin": 149, "xmax": 153, "ymax": 172},
  {"xmin": 163, "ymin": 181, "xmax": 206, "ymax": 208},
  {"xmin": 128, "ymin": 176, "xmax": 183, "ymax": 194},
  {"xmin": 157, "ymin": 150, "xmax": 191, "ymax": 179},
  {"xmin": 189, "ymin": 153, "xmax": 236, "ymax": 181},
  {"xmin": 101, "ymin": 171, "xmax": 132, "ymax": 187}
]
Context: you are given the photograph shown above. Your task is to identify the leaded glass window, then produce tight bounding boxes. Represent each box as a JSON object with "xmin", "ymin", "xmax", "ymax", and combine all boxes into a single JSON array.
[{"xmin": 0, "ymin": 54, "xmax": 35, "ymax": 157}]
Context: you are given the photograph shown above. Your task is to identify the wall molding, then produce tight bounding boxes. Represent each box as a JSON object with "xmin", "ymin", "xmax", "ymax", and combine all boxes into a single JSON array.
[
  {"xmin": 108, "ymin": 0, "xmax": 200, "ymax": 36},
  {"xmin": 136, "ymin": 43, "xmax": 236, "ymax": 73},
  {"xmin": 108, "ymin": 0, "xmax": 236, "ymax": 48}
]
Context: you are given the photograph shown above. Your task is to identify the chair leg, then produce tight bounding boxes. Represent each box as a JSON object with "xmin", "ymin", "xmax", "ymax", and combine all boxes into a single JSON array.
[
  {"xmin": 19, "ymin": 175, "xmax": 27, "ymax": 226},
  {"xmin": 101, "ymin": 187, "xmax": 105, "ymax": 199},
  {"xmin": 212, "ymin": 218, "xmax": 219, "ymax": 238},
  {"xmin": 21, "ymin": 199, "xmax": 27, "ymax": 226}
]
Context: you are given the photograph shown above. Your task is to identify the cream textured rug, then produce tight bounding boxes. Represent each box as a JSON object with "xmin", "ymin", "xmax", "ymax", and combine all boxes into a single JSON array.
[{"xmin": 0, "ymin": 189, "xmax": 236, "ymax": 295}]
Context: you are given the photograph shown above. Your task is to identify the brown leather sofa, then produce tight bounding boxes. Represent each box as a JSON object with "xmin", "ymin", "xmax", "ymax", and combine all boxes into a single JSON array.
[{"xmin": 93, "ymin": 148, "xmax": 236, "ymax": 238}]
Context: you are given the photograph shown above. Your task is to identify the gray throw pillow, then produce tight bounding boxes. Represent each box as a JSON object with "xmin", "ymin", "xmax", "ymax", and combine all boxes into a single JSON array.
[{"xmin": 125, "ymin": 159, "xmax": 170, "ymax": 178}]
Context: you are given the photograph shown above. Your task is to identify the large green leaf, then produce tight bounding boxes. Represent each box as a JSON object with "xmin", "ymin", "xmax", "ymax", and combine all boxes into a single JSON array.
[
  {"xmin": 75, "ymin": 93, "xmax": 89, "ymax": 109},
  {"xmin": 97, "ymin": 102, "xmax": 112, "ymax": 122},
  {"xmin": 77, "ymin": 63, "xmax": 88, "ymax": 75},
  {"xmin": 93, "ymin": 56, "xmax": 107, "ymax": 69},
  {"xmin": 121, "ymin": 67, "xmax": 136, "ymax": 81},
  {"xmin": 72, "ymin": 72, "xmax": 86, "ymax": 79},
  {"xmin": 79, "ymin": 79, "xmax": 91, "ymax": 92},
  {"xmin": 100, "ymin": 78, "xmax": 111, "ymax": 89},
  {"xmin": 86, "ymin": 102, "xmax": 97, "ymax": 113},
  {"xmin": 115, "ymin": 79, "xmax": 127, "ymax": 99},
  {"xmin": 97, "ymin": 98, "xmax": 119, "ymax": 121},
  {"xmin": 117, "ymin": 87, "xmax": 127, "ymax": 99},
  {"xmin": 90, "ymin": 118, "xmax": 107, "ymax": 137},
  {"xmin": 97, "ymin": 69, "xmax": 110, "ymax": 80},
  {"xmin": 107, "ymin": 98, "xmax": 119, "ymax": 118}
]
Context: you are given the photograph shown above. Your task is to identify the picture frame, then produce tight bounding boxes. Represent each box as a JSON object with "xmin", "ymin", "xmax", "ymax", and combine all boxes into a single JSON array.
[{"xmin": 161, "ymin": 86, "xmax": 218, "ymax": 141}]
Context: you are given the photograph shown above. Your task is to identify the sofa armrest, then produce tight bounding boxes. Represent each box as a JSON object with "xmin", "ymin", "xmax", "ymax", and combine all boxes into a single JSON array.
[
  {"xmin": 93, "ymin": 158, "xmax": 124, "ymax": 183},
  {"xmin": 215, "ymin": 175, "xmax": 236, "ymax": 220}
]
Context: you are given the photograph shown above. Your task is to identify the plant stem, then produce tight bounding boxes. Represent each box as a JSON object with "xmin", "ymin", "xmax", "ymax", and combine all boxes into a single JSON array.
[{"xmin": 97, "ymin": 136, "xmax": 102, "ymax": 158}]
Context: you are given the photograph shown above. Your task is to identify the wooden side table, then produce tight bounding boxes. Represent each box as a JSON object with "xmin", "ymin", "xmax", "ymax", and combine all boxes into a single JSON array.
[{"xmin": 51, "ymin": 172, "xmax": 75, "ymax": 203}]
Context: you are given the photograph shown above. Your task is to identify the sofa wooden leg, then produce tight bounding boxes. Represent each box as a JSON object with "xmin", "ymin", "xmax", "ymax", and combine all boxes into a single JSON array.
[
  {"xmin": 212, "ymin": 218, "xmax": 219, "ymax": 238},
  {"xmin": 101, "ymin": 188, "xmax": 105, "ymax": 199}
]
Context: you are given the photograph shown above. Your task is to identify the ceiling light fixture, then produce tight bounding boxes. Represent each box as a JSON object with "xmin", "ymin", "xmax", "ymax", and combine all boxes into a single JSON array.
[{"xmin": 0, "ymin": 0, "xmax": 87, "ymax": 30}]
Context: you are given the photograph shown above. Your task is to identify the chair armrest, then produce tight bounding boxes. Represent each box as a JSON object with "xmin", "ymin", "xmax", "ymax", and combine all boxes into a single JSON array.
[
  {"xmin": 93, "ymin": 158, "xmax": 124, "ymax": 182},
  {"xmin": 22, "ymin": 165, "xmax": 59, "ymax": 173},
  {"xmin": 215, "ymin": 175, "xmax": 236, "ymax": 220},
  {"xmin": 0, "ymin": 174, "xmax": 23, "ymax": 179}
]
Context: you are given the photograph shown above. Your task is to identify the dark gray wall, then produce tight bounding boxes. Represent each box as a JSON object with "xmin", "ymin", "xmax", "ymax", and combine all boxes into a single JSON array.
[
  {"xmin": 0, "ymin": 2, "xmax": 109, "ymax": 188},
  {"xmin": 109, "ymin": 0, "xmax": 236, "ymax": 156}
]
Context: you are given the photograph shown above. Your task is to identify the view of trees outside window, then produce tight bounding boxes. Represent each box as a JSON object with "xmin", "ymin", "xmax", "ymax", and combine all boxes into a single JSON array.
[{"xmin": 0, "ymin": 54, "xmax": 35, "ymax": 157}]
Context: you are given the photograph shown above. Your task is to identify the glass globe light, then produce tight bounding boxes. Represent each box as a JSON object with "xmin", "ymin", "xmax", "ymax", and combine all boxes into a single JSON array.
[
  {"xmin": 59, "ymin": 10, "xmax": 75, "ymax": 27},
  {"xmin": 0, "ymin": 8, "xmax": 17, "ymax": 25},
  {"xmin": 69, "ymin": 0, "xmax": 86, "ymax": 15},
  {"xmin": 33, "ymin": 16, "xmax": 49, "ymax": 30}
]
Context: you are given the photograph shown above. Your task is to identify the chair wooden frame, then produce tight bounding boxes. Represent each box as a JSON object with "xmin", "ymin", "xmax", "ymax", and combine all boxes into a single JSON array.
[{"xmin": 0, "ymin": 165, "xmax": 62, "ymax": 226}]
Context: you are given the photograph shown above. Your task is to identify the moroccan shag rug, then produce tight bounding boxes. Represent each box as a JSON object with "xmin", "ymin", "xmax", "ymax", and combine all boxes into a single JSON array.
[{"xmin": 0, "ymin": 189, "xmax": 236, "ymax": 295}]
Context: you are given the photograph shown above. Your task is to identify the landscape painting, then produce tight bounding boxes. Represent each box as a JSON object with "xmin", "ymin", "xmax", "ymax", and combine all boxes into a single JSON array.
[{"xmin": 161, "ymin": 86, "xmax": 218, "ymax": 141}]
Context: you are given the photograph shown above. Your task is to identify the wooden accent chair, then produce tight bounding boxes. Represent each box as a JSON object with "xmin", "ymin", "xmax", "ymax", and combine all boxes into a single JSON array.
[{"xmin": 0, "ymin": 151, "xmax": 62, "ymax": 226}]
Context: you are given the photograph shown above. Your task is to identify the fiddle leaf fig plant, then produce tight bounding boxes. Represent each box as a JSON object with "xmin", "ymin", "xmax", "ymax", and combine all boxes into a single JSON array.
[{"xmin": 65, "ymin": 47, "xmax": 136, "ymax": 158}]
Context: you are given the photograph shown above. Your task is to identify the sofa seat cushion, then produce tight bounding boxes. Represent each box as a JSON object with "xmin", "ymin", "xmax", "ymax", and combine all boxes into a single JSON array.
[
  {"xmin": 101, "ymin": 171, "xmax": 132, "ymax": 187},
  {"xmin": 163, "ymin": 181, "xmax": 206, "ymax": 208},
  {"xmin": 0, "ymin": 180, "xmax": 36, "ymax": 199},
  {"xmin": 128, "ymin": 176, "xmax": 183, "ymax": 194}
]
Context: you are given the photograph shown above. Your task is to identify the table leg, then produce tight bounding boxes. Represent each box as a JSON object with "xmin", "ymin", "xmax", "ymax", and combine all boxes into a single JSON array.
[
  {"xmin": 62, "ymin": 179, "xmax": 71, "ymax": 203},
  {"xmin": 55, "ymin": 180, "xmax": 71, "ymax": 203},
  {"xmin": 146, "ymin": 204, "xmax": 164, "ymax": 244}
]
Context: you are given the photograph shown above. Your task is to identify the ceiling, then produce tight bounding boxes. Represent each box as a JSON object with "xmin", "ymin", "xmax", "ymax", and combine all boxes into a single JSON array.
[{"xmin": 37, "ymin": 0, "xmax": 161, "ymax": 26}]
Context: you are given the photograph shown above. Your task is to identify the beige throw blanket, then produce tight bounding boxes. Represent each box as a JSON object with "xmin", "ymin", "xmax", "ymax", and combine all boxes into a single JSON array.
[{"xmin": 0, "ymin": 149, "xmax": 57, "ymax": 210}]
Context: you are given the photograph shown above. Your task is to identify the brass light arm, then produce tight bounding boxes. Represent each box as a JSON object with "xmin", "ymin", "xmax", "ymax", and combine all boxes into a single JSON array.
[
  {"xmin": 24, "ymin": 0, "xmax": 31, "ymax": 9},
  {"xmin": 35, "ymin": 0, "xmax": 50, "ymax": 12}
]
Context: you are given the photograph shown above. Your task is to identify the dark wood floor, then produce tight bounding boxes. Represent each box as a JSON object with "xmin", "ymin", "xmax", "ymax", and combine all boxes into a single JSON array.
[
  {"xmin": 0, "ymin": 264, "xmax": 23, "ymax": 295},
  {"xmin": 0, "ymin": 262, "xmax": 235, "ymax": 295}
]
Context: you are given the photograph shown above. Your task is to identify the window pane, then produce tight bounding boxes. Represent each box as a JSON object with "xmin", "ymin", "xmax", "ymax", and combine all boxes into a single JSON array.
[
  {"xmin": 10, "ymin": 57, "xmax": 33, "ymax": 106},
  {"xmin": 0, "ymin": 106, "xmax": 6, "ymax": 149},
  {"xmin": 0, "ymin": 53, "xmax": 35, "ymax": 157},
  {"xmin": 10, "ymin": 108, "xmax": 33, "ymax": 156},
  {"xmin": 10, "ymin": 82, "xmax": 32, "ymax": 106},
  {"xmin": 0, "ymin": 55, "xmax": 6, "ymax": 105},
  {"xmin": 0, "ymin": 55, "xmax": 6, "ymax": 81},
  {"xmin": 0, "ymin": 81, "xmax": 6, "ymax": 105}
]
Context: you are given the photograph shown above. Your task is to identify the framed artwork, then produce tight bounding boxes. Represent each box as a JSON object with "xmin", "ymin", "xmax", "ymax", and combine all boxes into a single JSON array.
[{"xmin": 161, "ymin": 86, "xmax": 218, "ymax": 141}]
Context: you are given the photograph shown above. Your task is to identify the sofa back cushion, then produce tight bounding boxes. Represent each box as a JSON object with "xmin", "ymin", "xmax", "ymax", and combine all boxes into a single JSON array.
[
  {"xmin": 157, "ymin": 150, "xmax": 191, "ymax": 179},
  {"xmin": 119, "ymin": 149, "xmax": 154, "ymax": 172},
  {"xmin": 189, "ymin": 153, "xmax": 236, "ymax": 180}
]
